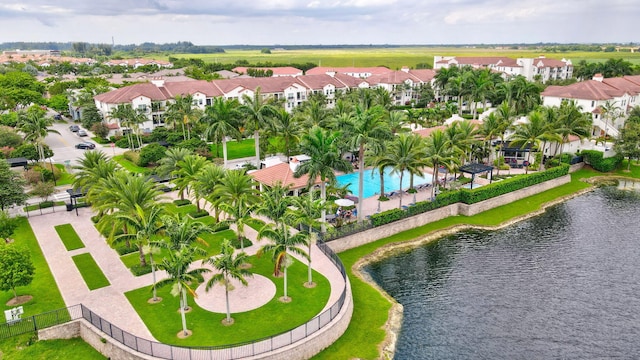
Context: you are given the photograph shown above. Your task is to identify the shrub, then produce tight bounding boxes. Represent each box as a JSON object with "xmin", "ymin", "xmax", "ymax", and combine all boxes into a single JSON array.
[
  {"xmin": 115, "ymin": 244, "xmax": 139, "ymax": 256},
  {"xmin": 173, "ymin": 199, "xmax": 191, "ymax": 206},
  {"xmin": 581, "ymin": 150, "xmax": 623, "ymax": 172},
  {"xmin": 90, "ymin": 122, "xmax": 110, "ymax": 139},
  {"xmin": 115, "ymin": 137, "xmax": 131, "ymax": 149},
  {"xmin": 123, "ymin": 150, "xmax": 141, "ymax": 165},
  {"xmin": 130, "ymin": 264, "xmax": 152, "ymax": 276},
  {"xmin": 230, "ymin": 237, "xmax": 253, "ymax": 249},
  {"xmin": 178, "ymin": 138, "xmax": 207, "ymax": 152},
  {"xmin": 189, "ymin": 209, "xmax": 209, "ymax": 218},
  {"xmin": 139, "ymin": 143, "xmax": 166, "ymax": 167}
]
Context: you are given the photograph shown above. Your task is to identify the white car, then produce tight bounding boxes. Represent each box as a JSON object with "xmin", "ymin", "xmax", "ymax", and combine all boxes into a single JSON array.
[{"xmin": 77, "ymin": 129, "xmax": 88, "ymax": 137}]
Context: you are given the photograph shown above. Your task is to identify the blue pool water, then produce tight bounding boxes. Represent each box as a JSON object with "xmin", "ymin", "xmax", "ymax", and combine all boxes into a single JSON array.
[{"xmin": 336, "ymin": 168, "xmax": 433, "ymax": 198}]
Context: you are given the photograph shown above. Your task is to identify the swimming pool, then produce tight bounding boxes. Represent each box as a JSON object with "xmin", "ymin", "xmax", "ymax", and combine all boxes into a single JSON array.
[{"xmin": 336, "ymin": 168, "xmax": 433, "ymax": 198}]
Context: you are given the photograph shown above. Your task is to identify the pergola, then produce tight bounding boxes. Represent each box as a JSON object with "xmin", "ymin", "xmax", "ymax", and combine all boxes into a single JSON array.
[
  {"xmin": 66, "ymin": 187, "xmax": 88, "ymax": 216},
  {"xmin": 6, "ymin": 157, "xmax": 28, "ymax": 169},
  {"xmin": 459, "ymin": 163, "xmax": 494, "ymax": 190}
]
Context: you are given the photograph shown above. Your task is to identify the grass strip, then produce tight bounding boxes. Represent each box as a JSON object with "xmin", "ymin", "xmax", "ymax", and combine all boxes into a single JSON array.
[
  {"xmin": 71, "ymin": 253, "xmax": 110, "ymax": 290},
  {"xmin": 127, "ymin": 254, "xmax": 329, "ymax": 346},
  {"xmin": 54, "ymin": 224, "xmax": 85, "ymax": 251},
  {"xmin": 0, "ymin": 333, "xmax": 106, "ymax": 360},
  {"xmin": 314, "ymin": 168, "xmax": 600, "ymax": 359},
  {"xmin": 112, "ymin": 155, "xmax": 148, "ymax": 173},
  {"xmin": 210, "ymin": 138, "xmax": 255, "ymax": 160}
]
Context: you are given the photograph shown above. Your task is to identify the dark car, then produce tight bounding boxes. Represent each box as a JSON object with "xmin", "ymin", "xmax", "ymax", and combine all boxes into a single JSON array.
[
  {"xmin": 54, "ymin": 114, "xmax": 62, "ymax": 120},
  {"xmin": 77, "ymin": 129, "xmax": 88, "ymax": 137},
  {"xmin": 75, "ymin": 142, "xmax": 95, "ymax": 150},
  {"xmin": 69, "ymin": 125, "xmax": 80, "ymax": 132}
]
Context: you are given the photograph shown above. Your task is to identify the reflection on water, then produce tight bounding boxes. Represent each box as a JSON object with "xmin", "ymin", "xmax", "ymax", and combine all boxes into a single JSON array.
[{"xmin": 366, "ymin": 187, "xmax": 640, "ymax": 359}]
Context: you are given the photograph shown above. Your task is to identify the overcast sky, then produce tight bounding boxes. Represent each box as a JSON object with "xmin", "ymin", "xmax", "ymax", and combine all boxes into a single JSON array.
[{"xmin": 0, "ymin": 0, "xmax": 635, "ymax": 45}]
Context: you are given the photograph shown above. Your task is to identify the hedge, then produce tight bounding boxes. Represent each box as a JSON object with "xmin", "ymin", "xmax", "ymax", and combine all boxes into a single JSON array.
[
  {"xmin": 115, "ymin": 244, "xmax": 139, "ymax": 256},
  {"xmin": 131, "ymin": 264, "xmax": 153, "ymax": 276},
  {"xmin": 369, "ymin": 164, "xmax": 569, "ymax": 227},
  {"xmin": 189, "ymin": 209, "xmax": 210, "ymax": 218},
  {"xmin": 173, "ymin": 199, "xmax": 192, "ymax": 206},
  {"xmin": 581, "ymin": 150, "xmax": 623, "ymax": 172}
]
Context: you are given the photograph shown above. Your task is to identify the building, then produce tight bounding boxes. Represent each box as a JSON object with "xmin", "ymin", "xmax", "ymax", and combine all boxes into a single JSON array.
[
  {"xmin": 232, "ymin": 66, "xmax": 303, "ymax": 77},
  {"xmin": 102, "ymin": 58, "xmax": 173, "ymax": 69},
  {"xmin": 541, "ymin": 74, "xmax": 640, "ymax": 138}
]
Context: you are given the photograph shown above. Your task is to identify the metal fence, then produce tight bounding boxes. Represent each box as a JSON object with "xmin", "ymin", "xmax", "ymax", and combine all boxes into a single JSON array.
[
  {"xmin": 3, "ymin": 240, "xmax": 349, "ymax": 360},
  {"xmin": 0, "ymin": 305, "xmax": 82, "ymax": 339}
]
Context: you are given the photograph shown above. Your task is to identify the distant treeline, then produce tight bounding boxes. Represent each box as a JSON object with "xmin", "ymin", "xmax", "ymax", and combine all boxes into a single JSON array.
[{"xmin": 0, "ymin": 41, "xmax": 224, "ymax": 55}]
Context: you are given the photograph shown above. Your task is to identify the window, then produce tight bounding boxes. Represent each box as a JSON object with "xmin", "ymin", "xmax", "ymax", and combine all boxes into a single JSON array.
[{"xmin": 591, "ymin": 101, "xmax": 595, "ymax": 107}]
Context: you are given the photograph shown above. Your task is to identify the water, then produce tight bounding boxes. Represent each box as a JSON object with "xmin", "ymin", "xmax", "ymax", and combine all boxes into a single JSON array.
[
  {"xmin": 336, "ymin": 168, "xmax": 433, "ymax": 198},
  {"xmin": 366, "ymin": 186, "xmax": 640, "ymax": 359}
]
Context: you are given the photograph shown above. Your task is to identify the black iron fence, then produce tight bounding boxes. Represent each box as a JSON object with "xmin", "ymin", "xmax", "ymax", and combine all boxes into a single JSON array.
[
  {"xmin": 0, "ymin": 305, "xmax": 82, "ymax": 339},
  {"xmin": 2, "ymin": 241, "xmax": 349, "ymax": 360}
]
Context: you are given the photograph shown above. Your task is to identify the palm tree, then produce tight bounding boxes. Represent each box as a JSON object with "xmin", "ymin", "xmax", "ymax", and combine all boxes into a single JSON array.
[
  {"xmin": 269, "ymin": 108, "xmax": 302, "ymax": 161},
  {"xmin": 349, "ymin": 104, "xmax": 392, "ymax": 222},
  {"xmin": 386, "ymin": 110, "xmax": 409, "ymax": 134},
  {"xmin": 257, "ymin": 224, "xmax": 309, "ymax": 302},
  {"xmin": 255, "ymin": 182, "xmax": 292, "ymax": 229},
  {"xmin": 555, "ymin": 100, "xmax": 592, "ymax": 156},
  {"xmin": 204, "ymin": 240, "xmax": 252, "ymax": 325},
  {"xmin": 600, "ymin": 100, "xmax": 621, "ymax": 143},
  {"xmin": 493, "ymin": 101, "xmax": 516, "ymax": 175},
  {"xmin": 509, "ymin": 110, "xmax": 558, "ymax": 174},
  {"xmin": 201, "ymin": 97, "xmax": 242, "ymax": 167},
  {"xmin": 109, "ymin": 104, "xmax": 138, "ymax": 150},
  {"xmin": 156, "ymin": 147, "xmax": 193, "ymax": 178},
  {"xmin": 194, "ymin": 163, "xmax": 226, "ymax": 221},
  {"xmin": 286, "ymin": 196, "xmax": 323, "ymax": 286},
  {"xmin": 155, "ymin": 245, "xmax": 209, "ymax": 337},
  {"xmin": 379, "ymin": 133, "xmax": 426, "ymax": 208},
  {"xmin": 160, "ymin": 213, "xmax": 213, "ymax": 252},
  {"xmin": 424, "ymin": 129, "xmax": 456, "ymax": 198},
  {"xmin": 240, "ymin": 87, "xmax": 276, "ymax": 168},
  {"xmin": 213, "ymin": 169, "xmax": 259, "ymax": 251},
  {"xmin": 112, "ymin": 204, "xmax": 165, "ymax": 268},
  {"xmin": 164, "ymin": 94, "xmax": 202, "ymax": 140},
  {"xmin": 296, "ymin": 96, "xmax": 330, "ymax": 129},
  {"xmin": 17, "ymin": 110, "xmax": 60, "ymax": 163},
  {"xmin": 172, "ymin": 154, "xmax": 209, "ymax": 207},
  {"xmin": 295, "ymin": 126, "xmax": 352, "ymax": 232}
]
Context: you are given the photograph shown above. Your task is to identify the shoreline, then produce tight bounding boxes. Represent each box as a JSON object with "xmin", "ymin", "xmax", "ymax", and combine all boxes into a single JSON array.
[{"xmin": 350, "ymin": 180, "xmax": 598, "ymax": 359}]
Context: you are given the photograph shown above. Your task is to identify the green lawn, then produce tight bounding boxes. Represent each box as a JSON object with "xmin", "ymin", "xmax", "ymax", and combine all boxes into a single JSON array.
[
  {"xmin": 0, "ymin": 333, "xmax": 106, "ymax": 360},
  {"xmin": 1, "ymin": 218, "xmax": 66, "ymax": 316},
  {"xmin": 112, "ymin": 155, "xmax": 148, "ymax": 173},
  {"xmin": 314, "ymin": 168, "xmax": 600, "ymax": 359},
  {"xmin": 53, "ymin": 164, "xmax": 74, "ymax": 186},
  {"xmin": 54, "ymin": 224, "xmax": 85, "ymax": 251},
  {"xmin": 71, "ymin": 253, "xmax": 110, "ymax": 290},
  {"xmin": 210, "ymin": 138, "xmax": 255, "ymax": 160},
  {"xmin": 126, "ymin": 255, "xmax": 330, "ymax": 346}
]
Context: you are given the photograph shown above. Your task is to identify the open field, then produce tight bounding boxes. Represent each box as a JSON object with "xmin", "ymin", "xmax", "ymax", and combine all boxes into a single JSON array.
[{"xmin": 155, "ymin": 47, "xmax": 640, "ymax": 69}]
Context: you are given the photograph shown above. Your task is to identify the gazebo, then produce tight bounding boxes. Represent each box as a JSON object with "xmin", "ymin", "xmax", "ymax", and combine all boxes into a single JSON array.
[{"xmin": 459, "ymin": 163, "xmax": 494, "ymax": 190}]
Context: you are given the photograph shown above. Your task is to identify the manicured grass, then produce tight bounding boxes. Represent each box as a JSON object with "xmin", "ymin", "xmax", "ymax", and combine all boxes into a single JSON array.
[
  {"xmin": 71, "ymin": 253, "xmax": 110, "ymax": 290},
  {"xmin": 54, "ymin": 164, "xmax": 74, "ymax": 186},
  {"xmin": 210, "ymin": 138, "xmax": 255, "ymax": 160},
  {"xmin": 112, "ymin": 155, "xmax": 148, "ymax": 173},
  {"xmin": 0, "ymin": 218, "xmax": 66, "ymax": 317},
  {"xmin": 163, "ymin": 202, "xmax": 197, "ymax": 216},
  {"xmin": 126, "ymin": 254, "xmax": 330, "ymax": 346},
  {"xmin": 0, "ymin": 333, "xmax": 106, "ymax": 360},
  {"xmin": 315, "ymin": 168, "xmax": 602, "ymax": 359},
  {"xmin": 54, "ymin": 224, "xmax": 85, "ymax": 251}
]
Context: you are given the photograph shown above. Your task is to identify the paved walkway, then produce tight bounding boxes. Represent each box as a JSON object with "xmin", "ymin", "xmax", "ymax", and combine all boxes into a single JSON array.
[{"xmin": 25, "ymin": 189, "xmax": 347, "ymax": 341}]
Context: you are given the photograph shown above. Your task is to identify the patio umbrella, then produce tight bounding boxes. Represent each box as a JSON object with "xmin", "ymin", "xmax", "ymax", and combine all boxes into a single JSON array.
[
  {"xmin": 334, "ymin": 198, "xmax": 355, "ymax": 207},
  {"xmin": 344, "ymin": 195, "xmax": 359, "ymax": 204}
]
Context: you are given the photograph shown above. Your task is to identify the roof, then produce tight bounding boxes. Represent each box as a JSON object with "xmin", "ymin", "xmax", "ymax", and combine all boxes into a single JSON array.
[
  {"xmin": 249, "ymin": 162, "xmax": 321, "ymax": 190},
  {"xmin": 232, "ymin": 66, "xmax": 303, "ymax": 76},
  {"xmin": 305, "ymin": 66, "xmax": 392, "ymax": 77},
  {"xmin": 459, "ymin": 163, "xmax": 494, "ymax": 174},
  {"xmin": 541, "ymin": 80, "xmax": 626, "ymax": 101},
  {"xmin": 413, "ymin": 126, "xmax": 446, "ymax": 138}
]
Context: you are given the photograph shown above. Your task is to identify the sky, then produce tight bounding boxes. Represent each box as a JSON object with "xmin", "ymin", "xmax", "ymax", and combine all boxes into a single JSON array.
[{"xmin": 0, "ymin": 0, "xmax": 636, "ymax": 45}]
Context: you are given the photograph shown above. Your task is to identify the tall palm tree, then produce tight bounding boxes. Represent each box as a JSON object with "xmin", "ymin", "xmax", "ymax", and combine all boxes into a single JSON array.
[
  {"xmin": 555, "ymin": 100, "xmax": 592, "ymax": 156},
  {"xmin": 386, "ymin": 110, "xmax": 409, "ymax": 134},
  {"xmin": 109, "ymin": 104, "xmax": 138, "ymax": 150},
  {"xmin": 155, "ymin": 245, "xmax": 209, "ymax": 336},
  {"xmin": 509, "ymin": 110, "xmax": 559, "ymax": 174},
  {"xmin": 213, "ymin": 169, "xmax": 260, "ymax": 251},
  {"xmin": 172, "ymin": 154, "xmax": 209, "ymax": 207},
  {"xmin": 160, "ymin": 213, "xmax": 213, "ymax": 252},
  {"xmin": 600, "ymin": 100, "xmax": 621, "ymax": 143},
  {"xmin": 17, "ymin": 110, "xmax": 60, "ymax": 163},
  {"xmin": 349, "ymin": 104, "xmax": 392, "ymax": 222},
  {"xmin": 194, "ymin": 163, "xmax": 226, "ymax": 221},
  {"xmin": 379, "ymin": 133, "xmax": 426, "ymax": 208},
  {"xmin": 295, "ymin": 126, "xmax": 352, "ymax": 232},
  {"xmin": 296, "ymin": 96, "xmax": 330, "ymax": 129},
  {"xmin": 156, "ymin": 147, "xmax": 193, "ymax": 178},
  {"xmin": 201, "ymin": 97, "xmax": 242, "ymax": 167},
  {"xmin": 424, "ymin": 129, "xmax": 456, "ymax": 199},
  {"xmin": 286, "ymin": 196, "xmax": 323, "ymax": 286},
  {"xmin": 112, "ymin": 203, "xmax": 165, "ymax": 268},
  {"xmin": 255, "ymin": 182, "xmax": 292, "ymax": 229},
  {"xmin": 493, "ymin": 101, "xmax": 516, "ymax": 175},
  {"xmin": 240, "ymin": 88, "xmax": 276, "ymax": 168},
  {"xmin": 257, "ymin": 224, "xmax": 309, "ymax": 302},
  {"xmin": 204, "ymin": 239, "xmax": 252, "ymax": 325},
  {"xmin": 164, "ymin": 94, "xmax": 203, "ymax": 140},
  {"xmin": 269, "ymin": 108, "xmax": 302, "ymax": 161}
]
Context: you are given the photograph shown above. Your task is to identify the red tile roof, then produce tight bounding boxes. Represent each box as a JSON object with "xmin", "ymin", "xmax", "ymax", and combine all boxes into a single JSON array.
[
  {"xmin": 232, "ymin": 66, "xmax": 303, "ymax": 76},
  {"xmin": 249, "ymin": 163, "xmax": 321, "ymax": 190},
  {"xmin": 305, "ymin": 66, "xmax": 392, "ymax": 77},
  {"xmin": 541, "ymin": 80, "xmax": 626, "ymax": 100}
]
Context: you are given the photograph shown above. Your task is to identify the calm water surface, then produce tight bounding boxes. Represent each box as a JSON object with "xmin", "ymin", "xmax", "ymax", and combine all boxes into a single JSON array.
[{"xmin": 366, "ymin": 187, "xmax": 640, "ymax": 359}]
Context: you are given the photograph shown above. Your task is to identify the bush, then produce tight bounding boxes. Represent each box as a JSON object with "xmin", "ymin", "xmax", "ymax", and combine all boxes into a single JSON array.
[
  {"xmin": 123, "ymin": 150, "xmax": 141, "ymax": 165},
  {"xmin": 90, "ymin": 122, "xmax": 110, "ymax": 139},
  {"xmin": 230, "ymin": 237, "xmax": 253, "ymax": 249},
  {"xmin": 139, "ymin": 143, "xmax": 166, "ymax": 167},
  {"xmin": 178, "ymin": 138, "xmax": 208, "ymax": 152},
  {"xmin": 130, "ymin": 264, "xmax": 152, "ymax": 276},
  {"xmin": 173, "ymin": 199, "xmax": 191, "ymax": 206},
  {"xmin": 115, "ymin": 244, "xmax": 139, "ymax": 256},
  {"xmin": 115, "ymin": 137, "xmax": 131, "ymax": 149},
  {"xmin": 189, "ymin": 209, "xmax": 209, "ymax": 218},
  {"xmin": 581, "ymin": 150, "xmax": 623, "ymax": 172}
]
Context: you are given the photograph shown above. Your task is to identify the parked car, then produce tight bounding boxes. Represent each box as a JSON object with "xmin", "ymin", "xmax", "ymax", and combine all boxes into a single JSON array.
[
  {"xmin": 75, "ymin": 142, "xmax": 96, "ymax": 150},
  {"xmin": 69, "ymin": 125, "xmax": 80, "ymax": 132},
  {"xmin": 77, "ymin": 129, "xmax": 88, "ymax": 137},
  {"xmin": 54, "ymin": 114, "xmax": 62, "ymax": 120}
]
